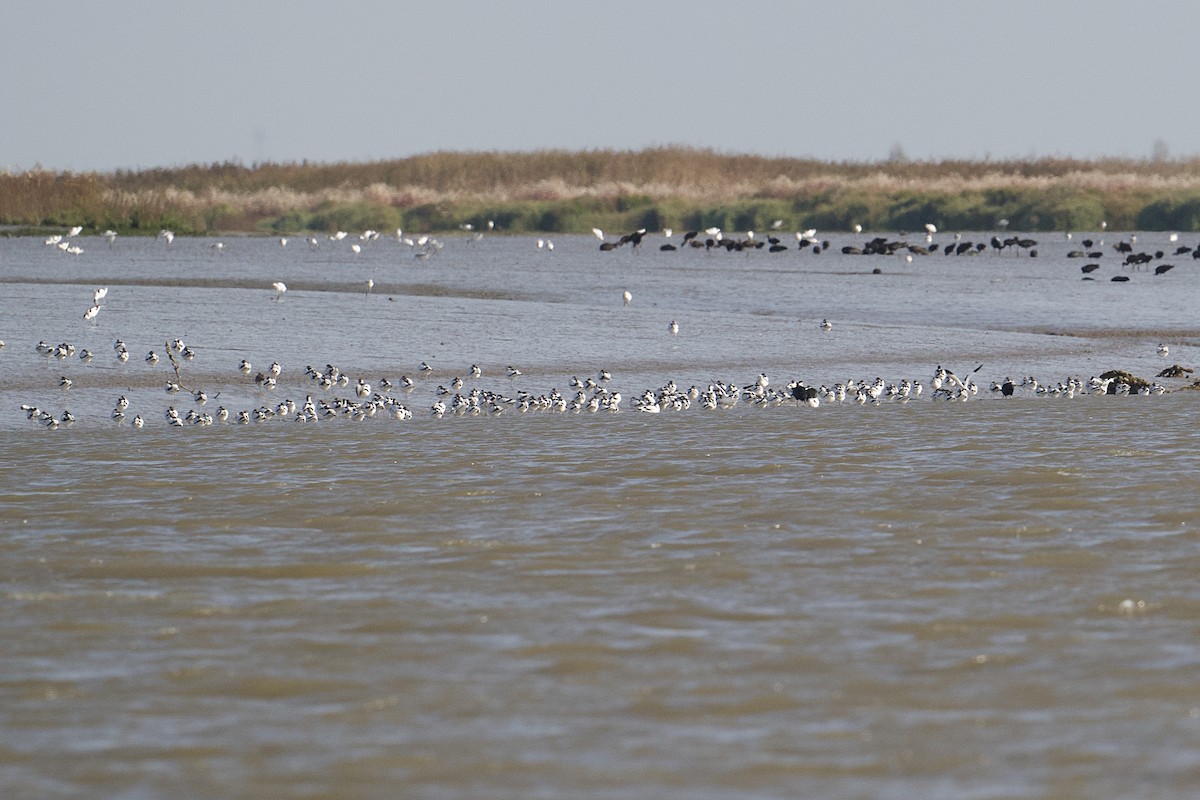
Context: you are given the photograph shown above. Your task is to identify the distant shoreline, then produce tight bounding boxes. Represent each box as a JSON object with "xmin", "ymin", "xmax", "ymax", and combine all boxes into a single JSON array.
[{"xmin": 5, "ymin": 146, "xmax": 1200, "ymax": 236}]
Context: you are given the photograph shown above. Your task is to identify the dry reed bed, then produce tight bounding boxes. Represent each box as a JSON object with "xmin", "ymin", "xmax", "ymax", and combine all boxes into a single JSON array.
[{"xmin": 6, "ymin": 148, "xmax": 1200, "ymax": 234}]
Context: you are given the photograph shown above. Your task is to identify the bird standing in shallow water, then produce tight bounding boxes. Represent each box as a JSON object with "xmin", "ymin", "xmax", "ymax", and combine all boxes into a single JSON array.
[{"xmin": 668, "ymin": 320, "xmax": 679, "ymax": 336}]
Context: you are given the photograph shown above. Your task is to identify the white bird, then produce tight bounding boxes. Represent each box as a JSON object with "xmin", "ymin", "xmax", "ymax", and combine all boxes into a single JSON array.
[
  {"xmin": 279, "ymin": 237, "xmax": 288, "ymax": 247},
  {"xmin": 623, "ymin": 290, "xmax": 632, "ymax": 306},
  {"xmin": 668, "ymin": 320, "xmax": 679, "ymax": 336},
  {"xmin": 925, "ymin": 223, "xmax": 937, "ymax": 234},
  {"xmin": 537, "ymin": 239, "xmax": 545, "ymax": 250},
  {"xmin": 350, "ymin": 243, "xmax": 361, "ymax": 255},
  {"xmin": 853, "ymin": 223, "xmax": 863, "ymax": 233},
  {"xmin": 821, "ymin": 318, "xmax": 833, "ymax": 331},
  {"xmin": 68, "ymin": 225, "xmax": 83, "ymax": 237},
  {"xmin": 1158, "ymin": 343, "xmax": 1169, "ymax": 357},
  {"xmin": 239, "ymin": 359, "xmax": 252, "ymax": 375},
  {"xmin": 83, "ymin": 304, "xmax": 100, "ymax": 322},
  {"xmin": 592, "ymin": 227, "xmax": 605, "ymax": 240},
  {"xmin": 365, "ymin": 278, "xmax": 374, "ymax": 296},
  {"xmin": 506, "ymin": 365, "xmax": 522, "ymax": 378},
  {"xmin": 546, "ymin": 240, "xmax": 554, "ymax": 252},
  {"xmin": 272, "ymin": 281, "xmax": 287, "ymax": 300},
  {"xmin": 103, "ymin": 230, "xmax": 118, "ymax": 244},
  {"xmin": 93, "ymin": 287, "xmax": 108, "ymax": 304},
  {"xmin": 159, "ymin": 229, "xmax": 175, "ymax": 244}
]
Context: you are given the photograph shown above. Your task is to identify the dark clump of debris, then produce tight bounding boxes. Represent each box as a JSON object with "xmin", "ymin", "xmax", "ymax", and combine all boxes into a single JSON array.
[
  {"xmin": 1099, "ymin": 370, "xmax": 1151, "ymax": 393},
  {"xmin": 1156, "ymin": 364, "xmax": 1193, "ymax": 379}
]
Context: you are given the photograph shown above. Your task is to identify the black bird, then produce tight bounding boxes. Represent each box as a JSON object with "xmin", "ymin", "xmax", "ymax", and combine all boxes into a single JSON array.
[
  {"xmin": 619, "ymin": 230, "xmax": 646, "ymax": 249},
  {"xmin": 1111, "ymin": 275, "xmax": 1131, "ymax": 282},
  {"xmin": 790, "ymin": 384, "xmax": 819, "ymax": 402},
  {"xmin": 1154, "ymin": 263, "xmax": 1175, "ymax": 276},
  {"xmin": 1001, "ymin": 378, "xmax": 1015, "ymax": 397},
  {"xmin": 1081, "ymin": 263, "xmax": 1100, "ymax": 273}
]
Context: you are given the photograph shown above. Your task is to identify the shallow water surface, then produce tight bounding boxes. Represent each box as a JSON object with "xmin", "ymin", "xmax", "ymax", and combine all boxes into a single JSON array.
[{"xmin": 2, "ymin": 232, "xmax": 1199, "ymax": 798}]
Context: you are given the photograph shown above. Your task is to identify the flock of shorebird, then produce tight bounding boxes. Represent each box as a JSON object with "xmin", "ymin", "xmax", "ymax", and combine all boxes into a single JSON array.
[
  {"xmin": 13, "ymin": 223, "xmax": 1189, "ymax": 430},
  {"xmin": 591, "ymin": 223, "xmax": 1191, "ymax": 281},
  {"xmin": 13, "ymin": 330, "xmax": 1180, "ymax": 430}
]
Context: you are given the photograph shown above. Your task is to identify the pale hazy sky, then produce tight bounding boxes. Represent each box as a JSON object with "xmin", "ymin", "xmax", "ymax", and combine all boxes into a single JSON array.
[{"xmin": 3, "ymin": 0, "xmax": 1196, "ymax": 172}]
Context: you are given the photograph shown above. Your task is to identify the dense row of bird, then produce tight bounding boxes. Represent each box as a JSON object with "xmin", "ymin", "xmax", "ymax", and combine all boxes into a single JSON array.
[
  {"xmin": 587, "ymin": 224, "xmax": 1193, "ymax": 283},
  {"xmin": 13, "ymin": 330, "xmax": 1182, "ymax": 430},
  {"xmin": 40, "ymin": 222, "xmax": 1197, "ymax": 283}
]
